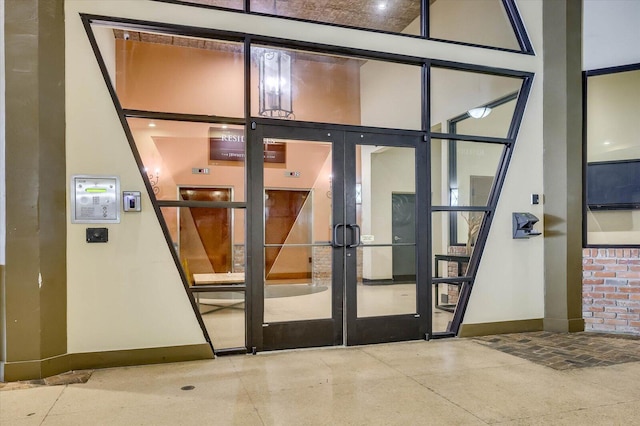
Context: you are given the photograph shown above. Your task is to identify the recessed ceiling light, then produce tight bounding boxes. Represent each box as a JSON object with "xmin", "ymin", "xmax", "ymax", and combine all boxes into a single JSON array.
[
  {"xmin": 603, "ymin": 141, "xmax": 611, "ymax": 145},
  {"xmin": 221, "ymin": 125, "xmax": 228, "ymax": 129},
  {"xmin": 148, "ymin": 122, "xmax": 156, "ymax": 128},
  {"xmin": 377, "ymin": 3, "xmax": 387, "ymax": 11}
]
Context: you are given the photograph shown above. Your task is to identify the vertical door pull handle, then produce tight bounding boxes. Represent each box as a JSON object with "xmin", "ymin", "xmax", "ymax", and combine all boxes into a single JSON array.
[
  {"xmin": 332, "ymin": 223, "xmax": 345, "ymax": 248},
  {"xmin": 346, "ymin": 224, "xmax": 361, "ymax": 248}
]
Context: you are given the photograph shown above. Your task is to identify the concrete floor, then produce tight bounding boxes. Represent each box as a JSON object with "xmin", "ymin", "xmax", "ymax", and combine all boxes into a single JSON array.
[{"xmin": 2, "ymin": 337, "xmax": 640, "ymax": 425}]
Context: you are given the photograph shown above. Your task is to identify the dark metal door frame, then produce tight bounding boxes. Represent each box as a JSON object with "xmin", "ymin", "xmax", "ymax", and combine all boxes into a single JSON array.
[{"xmin": 248, "ymin": 121, "xmax": 429, "ymax": 351}]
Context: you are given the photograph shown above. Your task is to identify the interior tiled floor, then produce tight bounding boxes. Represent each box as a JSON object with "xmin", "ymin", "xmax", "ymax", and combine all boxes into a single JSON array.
[
  {"xmin": 200, "ymin": 282, "xmax": 454, "ymax": 349},
  {"xmin": 3, "ymin": 336, "xmax": 640, "ymax": 425}
]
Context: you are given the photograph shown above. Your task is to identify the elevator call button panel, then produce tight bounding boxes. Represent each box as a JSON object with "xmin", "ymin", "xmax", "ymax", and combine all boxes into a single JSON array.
[{"xmin": 71, "ymin": 175, "xmax": 120, "ymax": 224}]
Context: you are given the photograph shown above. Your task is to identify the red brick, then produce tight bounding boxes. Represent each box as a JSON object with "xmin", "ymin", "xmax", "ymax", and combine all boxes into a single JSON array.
[
  {"xmin": 618, "ymin": 286, "xmax": 640, "ymax": 293},
  {"xmin": 584, "ymin": 265, "xmax": 605, "ymax": 271},
  {"xmin": 583, "ymin": 312, "xmax": 593, "ymax": 317},
  {"xmin": 604, "ymin": 264, "xmax": 628, "ymax": 271},
  {"xmin": 583, "ymin": 292, "xmax": 603, "ymax": 298},
  {"xmin": 617, "ymin": 249, "xmax": 624, "ymax": 257},
  {"xmin": 583, "ymin": 298, "xmax": 593, "ymax": 305},
  {"xmin": 630, "ymin": 266, "xmax": 640, "ymax": 272},
  {"xmin": 617, "ymin": 300, "xmax": 640, "ymax": 307},
  {"xmin": 628, "ymin": 260, "xmax": 640, "ymax": 265},
  {"xmin": 583, "ymin": 248, "xmax": 590, "ymax": 256},
  {"xmin": 604, "ymin": 293, "xmax": 629, "ymax": 300},
  {"xmin": 591, "ymin": 324, "xmax": 616, "ymax": 331},
  {"xmin": 594, "ymin": 272, "xmax": 616, "ymax": 278},
  {"xmin": 617, "ymin": 313, "xmax": 640, "ymax": 320},
  {"xmin": 583, "ymin": 279, "xmax": 604, "ymax": 285},
  {"xmin": 630, "ymin": 294, "xmax": 640, "ymax": 300},
  {"xmin": 592, "ymin": 286, "xmax": 616, "ymax": 292},
  {"xmin": 594, "ymin": 312, "xmax": 617, "ymax": 319},
  {"xmin": 595, "ymin": 259, "xmax": 616, "ymax": 265},
  {"xmin": 584, "ymin": 317, "xmax": 604, "ymax": 324},
  {"xmin": 592, "ymin": 299, "xmax": 617, "ymax": 306},
  {"xmin": 628, "ymin": 280, "xmax": 640, "ymax": 285},
  {"xmin": 585, "ymin": 306, "xmax": 605, "ymax": 312},
  {"xmin": 598, "ymin": 249, "xmax": 606, "ymax": 257},
  {"xmin": 617, "ymin": 272, "xmax": 640, "ymax": 278},
  {"xmin": 629, "ymin": 321, "xmax": 640, "ymax": 327},
  {"xmin": 624, "ymin": 249, "xmax": 632, "ymax": 257},
  {"xmin": 604, "ymin": 319, "xmax": 628, "ymax": 326},
  {"xmin": 604, "ymin": 307, "xmax": 628, "ymax": 313},
  {"xmin": 632, "ymin": 249, "xmax": 639, "ymax": 257},
  {"xmin": 608, "ymin": 249, "xmax": 616, "ymax": 257}
]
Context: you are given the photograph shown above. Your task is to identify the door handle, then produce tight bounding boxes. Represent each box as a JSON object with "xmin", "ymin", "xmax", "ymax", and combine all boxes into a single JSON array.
[
  {"xmin": 346, "ymin": 224, "xmax": 361, "ymax": 248},
  {"xmin": 332, "ymin": 223, "xmax": 345, "ymax": 248}
]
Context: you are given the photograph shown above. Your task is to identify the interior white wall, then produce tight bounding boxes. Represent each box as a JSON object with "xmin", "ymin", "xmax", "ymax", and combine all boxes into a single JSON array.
[
  {"xmin": 64, "ymin": 0, "xmax": 545, "ymax": 347},
  {"xmin": 583, "ymin": 0, "xmax": 640, "ymax": 70}
]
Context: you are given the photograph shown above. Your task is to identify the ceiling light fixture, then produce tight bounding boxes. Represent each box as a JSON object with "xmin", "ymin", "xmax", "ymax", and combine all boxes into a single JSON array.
[
  {"xmin": 378, "ymin": 3, "xmax": 387, "ymax": 10},
  {"xmin": 259, "ymin": 50, "xmax": 293, "ymax": 119},
  {"xmin": 148, "ymin": 122, "xmax": 156, "ymax": 128},
  {"xmin": 468, "ymin": 107, "xmax": 492, "ymax": 119}
]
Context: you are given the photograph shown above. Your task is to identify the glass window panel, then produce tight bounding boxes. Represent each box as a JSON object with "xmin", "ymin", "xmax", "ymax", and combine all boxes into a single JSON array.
[
  {"xmin": 251, "ymin": 46, "xmax": 421, "ymax": 129},
  {"xmin": 431, "ymin": 68, "xmax": 522, "ymax": 138},
  {"xmin": 432, "ymin": 281, "xmax": 464, "ymax": 333},
  {"xmin": 431, "ymin": 139, "xmax": 504, "ymax": 207},
  {"xmin": 357, "ymin": 145, "xmax": 416, "ymax": 317},
  {"xmin": 586, "ymin": 69, "xmax": 640, "ymax": 245},
  {"xmin": 160, "ymin": 206, "xmax": 246, "ymax": 349},
  {"xmin": 160, "ymin": 207, "xmax": 246, "ymax": 278},
  {"xmin": 168, "ymin": 0, "xmax": 243, "ymax": 9},
  {"xmin": 429, "ymin": 0, "xmax": 520, "ymax": 51},
  {"xmin": 432, "ymin": 211, "xmax": 485, "ymax": 275},
  {"xmin": 250, "ymin": 0, "xmax": 421, "ymax": 35},
  {"xmin": 263, "ymin": 139, "xmax": 333, "ymax": 323},
  {"xmin": 127, "ymin": 119, "xmax": 245, "ymax": 202},
  {"xmin": 92, "ymin": 24, "xmax": 245, "ymax": 117}
]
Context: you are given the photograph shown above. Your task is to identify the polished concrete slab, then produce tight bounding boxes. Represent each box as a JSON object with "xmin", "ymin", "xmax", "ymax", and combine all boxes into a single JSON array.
[{"xmin": 2, "ymin": 338, "xmax": 640, "ymax": 425}]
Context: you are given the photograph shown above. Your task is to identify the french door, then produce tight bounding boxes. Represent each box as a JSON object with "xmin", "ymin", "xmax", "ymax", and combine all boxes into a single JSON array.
[{"xmin": 249, "ymin": 122, "xmax": 429, "ymax": 351}]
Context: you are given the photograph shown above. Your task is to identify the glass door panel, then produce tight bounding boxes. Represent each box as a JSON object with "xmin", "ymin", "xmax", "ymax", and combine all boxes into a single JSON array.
[
  {"xmin": 263, "ymin": 139, "xmax": 334, "ymax": 324},
  {"xmin": 356, "ymin": 146, "xmax": 417, "ymax": 318}
]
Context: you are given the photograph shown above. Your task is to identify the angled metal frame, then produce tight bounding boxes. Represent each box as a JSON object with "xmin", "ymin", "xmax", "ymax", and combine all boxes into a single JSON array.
[
  {"xmin": 427, "ymin": 63, "xmax": 534, "ymax": 337},
  {"xmin": 80, "ymin": 12, "xmax": 534, "ymax": 350}
]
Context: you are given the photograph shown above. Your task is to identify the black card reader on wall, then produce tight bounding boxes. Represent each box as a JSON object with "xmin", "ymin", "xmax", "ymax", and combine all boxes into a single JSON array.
[
  {"xmin": 123, "ymin": 191, "xmax": 141, "ymax": 212},
  {"xmin": 86, "ymin": 227, "xmax": 108, "ymax": 243},
  {"xmin": 512, "ymin": 213, "xmax": 542, "ymax": 239}
]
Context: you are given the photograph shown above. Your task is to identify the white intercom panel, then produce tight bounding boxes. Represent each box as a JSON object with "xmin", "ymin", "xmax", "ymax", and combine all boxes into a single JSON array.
[{"xmin": 70, "ymin": 175, "xmax": 120, "ymax": 224}]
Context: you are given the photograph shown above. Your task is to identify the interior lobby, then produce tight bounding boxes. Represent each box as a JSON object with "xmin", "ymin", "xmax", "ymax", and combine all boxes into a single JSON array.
[{"xmin": 2, "ymin": 0, "xmax": 640, "ymax": 423}]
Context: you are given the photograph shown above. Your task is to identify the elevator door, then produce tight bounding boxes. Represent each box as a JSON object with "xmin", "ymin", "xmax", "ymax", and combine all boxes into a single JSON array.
[{"xmin": 250, "ymin": 123, "xmax": 428, "ymax": 351}]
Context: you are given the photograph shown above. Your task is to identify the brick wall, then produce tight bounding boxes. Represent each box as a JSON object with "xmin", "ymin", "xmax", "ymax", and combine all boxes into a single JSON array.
[{"xmin": 583, "ymin": 248, "xmax": 640, "ymax": 334}]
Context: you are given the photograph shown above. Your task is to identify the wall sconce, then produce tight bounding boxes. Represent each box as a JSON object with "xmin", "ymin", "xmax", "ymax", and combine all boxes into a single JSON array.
[
  {"xmin": 468, "ymin": 107, "xmax": 492, "ymax": 119},
  {"xmin": 259, "ymin": 50, "xmax": 293, "ymax": 119},
  {"xmin": 146, "ymin": 168, "xmax": 160, "ymax": 195}
]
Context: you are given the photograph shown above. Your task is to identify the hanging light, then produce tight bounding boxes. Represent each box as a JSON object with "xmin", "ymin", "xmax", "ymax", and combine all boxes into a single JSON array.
[
  {"xmin": 467, "ymin": 106, "xmax": 492, "ymax": 119},
  {"xmin": 259, "ymin": 50, "xmax": 293, "ymax": 118}
]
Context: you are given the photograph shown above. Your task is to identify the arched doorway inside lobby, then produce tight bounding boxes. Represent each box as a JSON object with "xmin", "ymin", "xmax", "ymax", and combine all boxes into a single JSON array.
[{"xmin": 246, "ymin": 121, "xmax": 430, "ymax": 351}]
